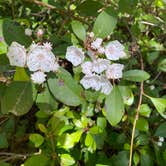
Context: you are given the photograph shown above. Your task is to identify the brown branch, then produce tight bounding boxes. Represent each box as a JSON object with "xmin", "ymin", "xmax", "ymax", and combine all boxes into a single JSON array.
[{"xmin": 128, "ymin": 51, "xmax": 144, "ymax": 166}]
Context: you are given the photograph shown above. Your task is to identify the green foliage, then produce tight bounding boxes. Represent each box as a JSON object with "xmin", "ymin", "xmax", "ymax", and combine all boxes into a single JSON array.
[{"xmin": 0, "ymin": 0, "xmax": 165, "ymax": 165}]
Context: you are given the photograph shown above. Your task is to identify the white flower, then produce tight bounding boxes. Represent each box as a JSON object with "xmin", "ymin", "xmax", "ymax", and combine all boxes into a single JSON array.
[
  {"xmin": 43, "ymin": 42, "xmax": 52, "ymax": 51},
  {"xmin": 100, "ymin": 77, "xmax": 112, "ymax": 95},
  {"xmin": 91, "ymin": 38, "xmax": 103, "ymax": 50},
  {"xmin": 31, "ymin": 71, "xmax": 46, "ymax": 84},
  {"xmin": 51, "ymin": 61, "xmax": 59, "ymax": 72},
  {"xmin": 80, "ymin": 75, "xmax": 101, "ymax": 91},
  {"xmin": 7, "ymin": 42, "xmax": 26, "ymax": 67},
  {"xmin": 37, "ymin": 29, "xmax": 44, "ymax": 37},
  {"xmin": 66, "ymin": 46, "xmax": 85, "ymax": 66},
  {"xmin": 81, "ymin": 61, "xmax": 93, "ymax": 75},
  {"xmin": 27, "ymin": 43, "xmax": 56, "ymax": 72},
  {"xmin": 25, "ymin": 28, "xmax": 32, "ymax": 36},
  {"xmin": 92, "ymin": 58, "xmax": 110, "ymax": 74},
  {"xmin": 88, "ymin": 32, "xmax": 95, "ymax": 38},
  {"xmin": 98, "ymin": 47, "xmax": 105, "ymax": 54},
  {"xmin": 105, "ymin": 40, "xmax": 127, "ymax": 60},
  {"xmin": 157, "ymin": 141, "xmax": 162, "ymax": 147},
  {"xmin": 159, "ymin": 137, "xmax": 164, "ymax": 142},
  {"xmin": 106, "ymin": 63, "xmax": 124, "ymax": 79}
]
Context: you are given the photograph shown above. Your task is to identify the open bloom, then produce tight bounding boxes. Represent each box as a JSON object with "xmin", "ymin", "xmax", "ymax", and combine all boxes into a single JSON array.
[
  {"xmin": 105, "ymin": 40, "xmax": 126, "ymax": 60},
  {"xmin": 106, "ymin": 63, "xmax": 124, "ymax": 79},
  {"xmin": 81, "ymin": 61, "xmax": 93, "ymax": 75},
  {"xmin": 31, "ymin": 71, "xmax": 46, "ymax": 84},
  {"xmin": 66, "ymin": 46, "xmax": 85, "ymax": 66},
  {"xmin": 80, "ymin": 74, "xmax": 112, "ymax": 95},
  {"xmin": 7, "ymin": 42, "xmax": 26, "ymax": 67},
  {"xmin": 91, "ymin": 38, "xmax": 103, "ymax": 50},
  {"xmin": 92, "ymin": 58, "xmax": 110, "ymax": 74},
  {"xmin": 27, "ymin": 43, "xmax": 58, "ymax": 72}
]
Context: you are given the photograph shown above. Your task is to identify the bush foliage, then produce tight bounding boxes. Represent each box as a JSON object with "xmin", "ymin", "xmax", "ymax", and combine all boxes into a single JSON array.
[{"xmin": 0, "ymin": 0, "xmax": 166, "ymax": 166}]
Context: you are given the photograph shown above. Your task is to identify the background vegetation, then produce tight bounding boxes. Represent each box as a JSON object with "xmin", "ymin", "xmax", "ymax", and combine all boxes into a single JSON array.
[{"xmin": 0, "ymin": 0, "xmax": 166, "ymax": 166}]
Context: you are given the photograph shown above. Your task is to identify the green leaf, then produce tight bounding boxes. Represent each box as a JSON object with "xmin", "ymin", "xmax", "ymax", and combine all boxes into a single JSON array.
[
  {"xmin": 13, "ymin": 67, "xmax": 30, "ymax": 81},
  {"xmin": 93, "ymin": 10, "xmax": 117, "ymax": 38},
  {"xmin": 77, "ymin": 0, "xmax": 102, "ymax": 16},
  {"xmin": 155, "ymin": 122, "xmax": 166, "ymax": 137},
  {"xmin": 71, "ymin": 20, "xmax": 86, "ymax": 41},
  {"xmin": 136, "ymin": 118, "xmax": 149, "ymax": 132},
  {"xmin": 2, "ymin": 18, "xmax": 31, "ymax": 47},
  {"xmin": 133, "ymin": 152, "xmax": 140, "ymax": 166},
  {"xmin": 140, "ymin": 153, "xmax": 154, "ymax": 166},
  {"xmin": 104, "ymin": 85, "xmax": 124, "ymax": 126},
  {"xmin": 63, "ymin": 130, "xmax": 83, "ymax": 149},
  {"xmin": 48, "ymin": 68, "xmax": 84, "ymax": 106},
  {"xmin": 60, "ymin": 154, "xmax": 75, "ymax": 166},
  {"xmin": 1, "ymin": 82, "xmax": 34, "ymax": 116},
  {"xmin": 85, "ymin": 133, "xmax": 96, "ymax": 152},
  {"xmin": 123, "ymin": 70, "xmax": 150, "ymax": 82},
  {"xmin": 158, "ymin": 59, "xmax": 166, "ymax": 72},
  {"xmin": 140, "ymin": 104, "xmax": 152, "ymax": 117},
  {"xmin": 118, "ymin": 86, "xmax": 134, "ymax": 106},
  {"xmin": 150, "ymin": 97, "xmax": 166, "ymax": 118},
  {"xmin": 29, "ymin": 133, "xmax": 44, "ymax": 147},
  {"xmin": 24, "ymin": 155, "xmax": 50, "ymax": 166},
  {"xmin": 0, "ymin": 161, "xmax": 11, "ymax": 166},
  {"xmin": 0, "ymin": 19, "xmax": 7, "ymax": 54}
]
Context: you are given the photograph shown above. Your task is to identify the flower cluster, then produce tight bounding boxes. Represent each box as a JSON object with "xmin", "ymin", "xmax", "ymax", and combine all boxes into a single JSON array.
[
  {"xmin": 65, "ymin": 32, "xmax": 127, "ymax": 95},
  {"xmin": 157, "ymin": 136, "xmax": 164, "ymax": 147},
  {"xmin": 7, "ymin": 41, "xmax": 59, "ymax": 84}
]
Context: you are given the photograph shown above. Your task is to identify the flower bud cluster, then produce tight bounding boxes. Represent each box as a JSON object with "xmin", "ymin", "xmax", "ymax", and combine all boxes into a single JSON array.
[
  {"xmin": 157, "ymin": 136, "xmax": 164, "ymax": 147},
  {"xmin": 7, "ymin": 41, "xmax": 59, "ymax": 84},
  {"xmin": 65, "ymin": 32, "xmax": 127, "ymax": 95}
]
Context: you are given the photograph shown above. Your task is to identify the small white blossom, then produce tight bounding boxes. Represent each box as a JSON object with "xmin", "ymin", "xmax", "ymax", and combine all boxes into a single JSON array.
[
  {"xmin": 80, "ymin": 75, "xmax": 101, "ymax": 91},
  {"xmin": 25, "ymin": 28, "xmax": 32, "ymax": 36},
  {"xmin": 66, "ymin": 46, "xmax": 85, "ymax": 66},
  {"xmin": 81, "ymin": 61, "xmax": 93, "ymax": 75},
  {"xmin": 159, "ymin": 137, "xmax": 164, "ymax": 142},
  {"xmin": 7, "ymin": 42, "xmax": 26, "ymax": 67},
  {"xmin": 92, "ymin": 58, "xmax": 110, "ymax": 74},
  {"xmin": 91, "ymin": 38, "xmax": 103, "ymax": 50},
  {"xmin": 105, "ymin": 40, "xmax": 127, "ymax": 60},
  {"xmin": 100, "ymin": 77, "xmax": 113, "ymax": 95},
  {"xmin": 51, "ymin": 61, "xmax": 59, "ymax": 72},
  {"xmin": 98, "ymin": 47, "xmax": 105, "ymax": 54},
  {"xmin": 43, "ymin": 42, "xmax": 52, "ymax": 51},
  {"xmin": 88, "ymin": 32, "xmax": 95, "ymax": 38},
  {"xmin": 37, "ymin": 29, "xmax": 44, "ymax": 37},
  {"xmin": 157, "ymin": 141, "xmax": 162, "ymax": 147},
  {"xmin": 106, "ymin": 63, "xmax": 124, "ymax": 79},
  {"xmin": 31, "ymin": 71, "xmax": 46, "ymax": 84},
  {"xmin": 150, "ymin": 85, "xmax": 155, "ymax": 90},
  {"xmin": 27, "ymin": 43, "xmax": 56, "ymax": 72}
]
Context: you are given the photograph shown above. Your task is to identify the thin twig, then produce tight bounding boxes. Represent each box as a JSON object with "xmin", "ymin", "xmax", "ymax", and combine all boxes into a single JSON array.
[{"xmin": 128, "ymin": 51, "xmax": 144, "ymax": 166}]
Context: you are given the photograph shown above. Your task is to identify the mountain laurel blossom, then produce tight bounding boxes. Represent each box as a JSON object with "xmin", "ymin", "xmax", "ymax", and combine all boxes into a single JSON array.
[
  {"xmin": 106, "ymin": 63, "xmax": 124, "ymax": 79},
  {"xmin": 91, "ymin": 38, "xmax": 103, "ymax": 50},
  {"xmin": 27, "ymin": 43, "xmax": 58, "ymax": 72},
  {"xmin": 7, "ymin": 42, "xmax": 26, "ymax": 67},
  {"xmin": 105, "ymin": 40, "xmax": 127, "ymax": 60},
  {"xmin": 31, "ymin": 71, "xmax": 46, "ymax": 84},
  {"xmin": 66, "ymin": 46, "xmax": 85, "ymax": 66}
]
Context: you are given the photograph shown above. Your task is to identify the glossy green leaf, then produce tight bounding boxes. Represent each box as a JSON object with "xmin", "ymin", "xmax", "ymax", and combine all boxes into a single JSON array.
[
  {"xmin": 13, "ymin": 67, "xmax": 30, "ymax": 81},
  {"xmin": 48, "ymin": 68, "xmax": 84, "ymax": 106},
  {"xmin": 0, "ymin": 132, "xmax": 8, "ymax": 149},
  {"xmin": 104, "ymin": 86, "xmax": 124, "ymax": 126},
  {"xmin": 123, "ymin": 70, "xmax": 150, "ymax": 82},
  {"xmin": 140, "ymin": 104, "xmax": 152, "ymax": 117},
  {"xmin": 2, "ymin": 18, "xmax": 31, "ymax": 47},
  {"xmin": 60, "ymin": 154, "xmax": 75, "ymax": 166},
  {"xmin": 85, "ymin": 133, "xmax": 96, "ymax": 152},
  {"xmin": 1, "ymin": 82, "xmax": 33, "ymax": 116},
  {"xmin": 136, "ymin": 118, "xmax": 149, "ymax": 132},
  {"xmin": 155, "ymin": 122, "xmax": 166, "ymax": 137},
  {"xmin": 158, "ymin": 59, "xmax": 166, "ymax": 72},
  {"xmin": 24, "ymin": 155, "xmax": 50, "ymax": 166},
  {"xmin": 150, "ymin": 97, "xmax": 166, "ymax": 118},
  {"xmin": 93, "ymin": 10, "xmax": 117, "ymax": 38},
  {"xmin": 29, "ymin": 133, "xmax": 44, "ymax": 147},
  {"xmin": 118, "ymin": 86, "xmax": 134, "ymax": 106},
  {"xmin": 71, "ymin": 20, "xmax": 86, "ymax": 41}
]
